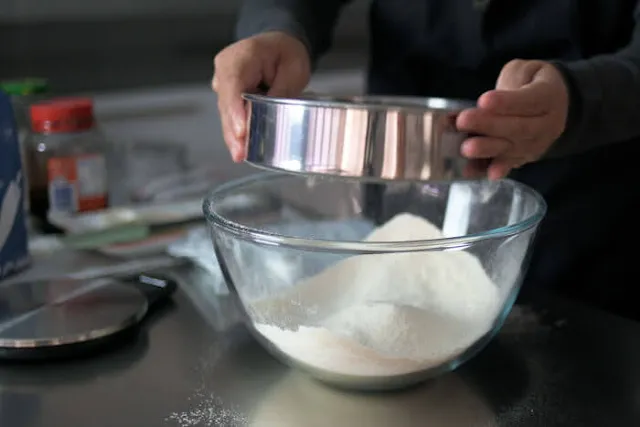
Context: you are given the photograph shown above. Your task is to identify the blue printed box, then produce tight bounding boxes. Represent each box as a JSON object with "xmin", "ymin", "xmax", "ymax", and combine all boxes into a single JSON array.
[{"xmin": 0, "ymin": 90, "xmax": 30, "ymax": 280}]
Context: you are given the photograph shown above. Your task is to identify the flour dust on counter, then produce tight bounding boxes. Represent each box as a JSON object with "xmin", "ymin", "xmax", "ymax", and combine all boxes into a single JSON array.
[
  {"xmin": 166, "ymin": 390, "xmax": 248, "ymax": 427},
  {"xmin": 250, "ymin": 213, "xmax": 503, "ymax": 378}
]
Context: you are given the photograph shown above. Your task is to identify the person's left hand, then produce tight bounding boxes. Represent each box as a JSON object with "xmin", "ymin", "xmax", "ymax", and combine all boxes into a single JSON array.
[{"xmin": 456, "ymin": 59, "xmax": 570, "ymax": 179}]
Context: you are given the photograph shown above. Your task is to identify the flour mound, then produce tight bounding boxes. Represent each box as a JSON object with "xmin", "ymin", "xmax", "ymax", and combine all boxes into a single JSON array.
[{"xmin": 251, "ymin": 213, "xmax": 502, "ymax": 378}]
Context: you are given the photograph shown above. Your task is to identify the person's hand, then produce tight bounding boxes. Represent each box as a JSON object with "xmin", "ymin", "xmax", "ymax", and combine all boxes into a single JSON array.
[
  {"xmin": 456, "ymin": 59, "xmax": 570, "ymax": 179},
  {"xmin": 212, "ymin": 31, "xmax": 311, "ymax": 162}
]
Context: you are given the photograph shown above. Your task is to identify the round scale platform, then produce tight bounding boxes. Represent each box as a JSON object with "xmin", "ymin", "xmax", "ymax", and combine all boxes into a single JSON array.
[{"xmin": 0, "ymin": 273, "xmax": 176, "ymax": 360}]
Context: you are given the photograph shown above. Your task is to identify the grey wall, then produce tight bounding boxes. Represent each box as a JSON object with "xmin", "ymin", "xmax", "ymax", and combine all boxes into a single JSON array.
[
  {"xmin": 0, "ymin": 0, "xmax": 235, "ymax": 22},
  {"xmin": 0, "ymin": 0, "xmax": 369, "ymax": 36},
  {"xmin": 1, "ymin": 0, "xmax": 369, "ymax": 92}
]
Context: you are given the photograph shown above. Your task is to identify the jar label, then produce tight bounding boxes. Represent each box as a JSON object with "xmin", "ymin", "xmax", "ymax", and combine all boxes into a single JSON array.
[{"xmin": 47, "ymin": 154, "xmax": 108, "ymax": 213}]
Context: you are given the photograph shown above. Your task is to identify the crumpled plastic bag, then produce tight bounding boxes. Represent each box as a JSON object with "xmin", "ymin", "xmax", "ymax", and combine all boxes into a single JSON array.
[{"xmin": 167, "ymin": 218, "xmax": 375, "ymax": 295}]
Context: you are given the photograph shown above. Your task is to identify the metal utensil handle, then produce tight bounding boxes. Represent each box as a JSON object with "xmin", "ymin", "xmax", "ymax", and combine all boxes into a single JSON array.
[{"xmin": 130, "ymin": 273, "xmax": 178, "ymax": 307}]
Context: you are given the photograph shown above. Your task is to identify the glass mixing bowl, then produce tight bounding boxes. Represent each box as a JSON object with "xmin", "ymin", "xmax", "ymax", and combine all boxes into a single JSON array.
[{"xmin": 204, "ymin": 173, "xmax": 546, "ymax": 391}]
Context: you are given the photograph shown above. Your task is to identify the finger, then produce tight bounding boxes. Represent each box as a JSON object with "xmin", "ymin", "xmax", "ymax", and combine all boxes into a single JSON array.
[
  {"xmin": 461, "ymin": 136, "xmax": 512, "ymax": 159},
  {"xmin": 478, "ymin": 83, "xmax": 551, "ymax": 116},
  {"xmin": 218, "ymin": 100, "xmax": 245, "ymax": 162},
  {"xmin": 216, "ymin": 76, "xmax": 251, "ymax": 139},
  {"xmin": 463, "ymin": 159, "xmax": 492, "ymax": 179},
  {"xmin": 456, "ymin": 108, "xmax": 543, "ymax": 142},
  {"xmin": 211, "ymin": 74, "xmax": 219, "ymax": 92},
  {"xmin": 267, "ymin": 58, "xmax": 310, "ymax": 97},
  {"xmin": 214, "ymin": 44, "xmax": 265, "ymax": 137},
  {"xmin": 487, "ymin": 157, "xmax": 526, "ymax": 180},
  {"xmin": 216, "ymin": 86, "xmax": 247, "ymax": 160},
  {"xmin": 495, "ymin": 59, "xmax": 544, "ymax": 90},
  {"xmin": 267, "ymin": 71, "xmax": 296, "ymax": 97}
]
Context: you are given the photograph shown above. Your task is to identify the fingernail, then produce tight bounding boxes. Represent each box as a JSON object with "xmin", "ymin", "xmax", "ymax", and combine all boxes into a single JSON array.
[
  {"xmin": 460, "ymin": 140, "xmax": 472, "ymax": 157},
  {"xmin": 229, "ymin": 143, "xmax": 239, "ymax": 160},
  {"xmin": 231, "ymin": 142, "xmax": 244, "ymax": 163},
  {"xmin": 233, "ymin": 116, "xmax": 244, "ymax": 136},
  {"xmin": 455, "ymin": 111, "xmax": 468, "ymax": 131}
]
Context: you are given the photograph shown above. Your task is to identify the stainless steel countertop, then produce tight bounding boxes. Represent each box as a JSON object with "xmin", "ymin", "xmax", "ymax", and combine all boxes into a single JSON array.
[
  {"xmin": 1, "ymin": 251, "xmax": 639, "ymax": 427},
  {"xmin": 1, "ymin": 78, "xmax": 639, "ymax": 426}
]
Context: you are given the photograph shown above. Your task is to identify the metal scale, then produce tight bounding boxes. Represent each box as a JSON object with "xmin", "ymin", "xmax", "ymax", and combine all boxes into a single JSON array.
[{"xmin": 0, "ymin": 272, "xmax": 177, "ymax": 360}]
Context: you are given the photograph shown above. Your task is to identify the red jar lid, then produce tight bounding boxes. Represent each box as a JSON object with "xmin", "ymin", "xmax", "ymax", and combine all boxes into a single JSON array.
[{"xmin": 30, "ymin": 97, "xmax": 95, "ymax": 133}]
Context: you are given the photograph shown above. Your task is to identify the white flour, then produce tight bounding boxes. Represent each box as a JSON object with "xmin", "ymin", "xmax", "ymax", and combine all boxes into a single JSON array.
[
  {"xmin": 251, "ymin": 213, "xmax": 502, "ymax": 378},
  {"xmin": 166, "ymin": 393, "xmax": 247, "ymax": 427}
]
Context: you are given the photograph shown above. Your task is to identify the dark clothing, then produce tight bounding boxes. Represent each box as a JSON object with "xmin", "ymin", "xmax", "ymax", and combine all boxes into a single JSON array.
[{"xmin": 236, "ymin": 0, "xmax": 640, "ymax": 320}]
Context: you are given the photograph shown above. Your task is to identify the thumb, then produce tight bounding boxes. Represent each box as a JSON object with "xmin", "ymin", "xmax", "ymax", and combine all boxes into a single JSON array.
[
  {"xmin": 478, "ymin": 81, "xmax": 552, "ymax": 116},
  {"xmin": 480, "ymin": 59, "xmax": 551, "ymax": 116},
  {"xmin": 495, "ymin": 59, "xmax": 545, "ymax": 90},
  {"xmin": 267, "ymin": 59, "xmax": 310, "ymax": 98}
]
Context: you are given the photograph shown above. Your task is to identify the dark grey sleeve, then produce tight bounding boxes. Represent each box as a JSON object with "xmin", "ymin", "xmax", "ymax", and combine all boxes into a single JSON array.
[
  {"xmin": 235, "ymin": 0, "xmax": 353, "ymax": 65},
  {"xmin": 547, "ymin": 6, "xmax": 640, "ymax": 157}
]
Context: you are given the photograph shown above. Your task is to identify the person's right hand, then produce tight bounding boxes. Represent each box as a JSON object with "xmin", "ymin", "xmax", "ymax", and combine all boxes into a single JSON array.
[{"xmin": 212, "ymin": 31, "xmax": 312, "ymax": 162}]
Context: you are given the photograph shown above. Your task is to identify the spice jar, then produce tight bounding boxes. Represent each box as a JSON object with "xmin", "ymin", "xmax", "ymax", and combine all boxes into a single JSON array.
[{"xmin": 25, "ymin": 97, "xmax": 110, "ymax": 225}]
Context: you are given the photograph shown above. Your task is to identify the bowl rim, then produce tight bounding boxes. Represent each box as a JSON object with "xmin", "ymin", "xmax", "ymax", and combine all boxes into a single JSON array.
[
  {"xmin": 203, "ymin": 173, "xmax": 547, "ymax": 253},
  {"xmin": 242, "ymin": 93, "xmax": 476, "ymax": 112}
]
